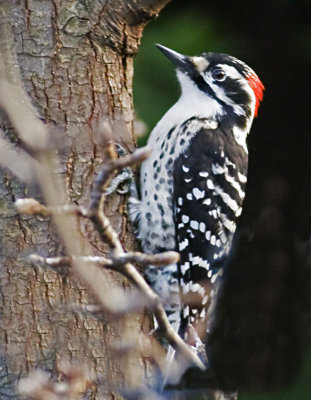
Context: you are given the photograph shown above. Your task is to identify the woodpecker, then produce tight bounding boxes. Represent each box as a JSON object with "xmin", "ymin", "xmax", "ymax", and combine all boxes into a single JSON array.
[{"xmin": 134, "ymin": 44, "xmax": 264, "ymax": 340}]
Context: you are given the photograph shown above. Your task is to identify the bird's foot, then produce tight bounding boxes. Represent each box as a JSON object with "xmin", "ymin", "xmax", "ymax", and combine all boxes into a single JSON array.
[
  {"xmin": 105, "ymin": 144, "xmax": 141, "ymax": 226},
  {"xmin": 105, "ymin": 144, "xmax": 137, "ymax": 195}
]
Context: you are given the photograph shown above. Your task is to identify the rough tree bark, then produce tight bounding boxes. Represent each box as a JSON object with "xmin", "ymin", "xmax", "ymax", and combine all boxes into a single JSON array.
[{"xmin": 0, "ymin": 1, "xmax": 171, "ymax": 398}]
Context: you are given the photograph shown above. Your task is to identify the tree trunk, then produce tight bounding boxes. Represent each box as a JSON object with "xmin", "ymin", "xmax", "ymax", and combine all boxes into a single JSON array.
[{"xmin": 0, "ymin": 1, "xmax": 170, "ymax": 398}]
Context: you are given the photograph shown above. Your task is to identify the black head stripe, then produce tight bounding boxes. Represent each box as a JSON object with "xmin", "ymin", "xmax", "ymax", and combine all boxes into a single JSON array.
[
  {"xmin": 188, "ymin": 69, "xmax": 226, "ymax": 108},
  {"xmin": 190, "ymin": 72, "xmax": 248, "ymax": 128},
  {"xmin": 202, "ymin": 52, "xmax": 254, "ymax": 78}
]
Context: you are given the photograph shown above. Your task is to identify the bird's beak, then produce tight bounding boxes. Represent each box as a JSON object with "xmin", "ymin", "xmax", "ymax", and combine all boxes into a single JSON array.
[{"xmin": 156, "ymin": 44, "xmax": 193, "ymax": 75}]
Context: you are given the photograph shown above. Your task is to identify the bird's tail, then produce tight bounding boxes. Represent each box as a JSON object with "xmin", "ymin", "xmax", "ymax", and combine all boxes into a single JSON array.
[{"xmin": 144, "ymin": 263, "xmax": 183, "ymax": 386}]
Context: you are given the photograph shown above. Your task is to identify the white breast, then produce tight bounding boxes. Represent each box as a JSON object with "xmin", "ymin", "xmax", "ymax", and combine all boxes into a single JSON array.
[{"xmin": 139, "ymin": 75, "xmax": 220, "ymax": 253}]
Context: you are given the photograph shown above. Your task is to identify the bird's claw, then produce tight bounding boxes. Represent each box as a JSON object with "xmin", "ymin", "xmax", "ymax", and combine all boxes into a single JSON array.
[{"xmin": 105, "ymin": 169, "xmax": 134, "ymax": 196}]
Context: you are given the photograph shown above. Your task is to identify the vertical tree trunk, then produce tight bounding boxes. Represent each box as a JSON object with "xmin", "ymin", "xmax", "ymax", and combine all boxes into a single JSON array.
[{"xmin": 0, "ymin": 1, "xmax": 170, "ymax": 398}]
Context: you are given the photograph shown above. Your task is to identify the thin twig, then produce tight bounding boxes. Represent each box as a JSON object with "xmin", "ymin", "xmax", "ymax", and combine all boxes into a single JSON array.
[
  {"xmin": 15, "ymin": 198, "xmax": 87, "ymax": 217},
  {"xmin": 88, "ymin": 149, "xmax": 206, "ymax": 372},
  {"xmin": 0, "ymin": 17, "xmax": 48, "ymax": 152},
  {"xmin": 29, "ymin": 251, "xmax": 179, "ymax": 270},
  {"xmin": 88, "ymin": 146, "xmax": 151, "ymax": 249},
  {"xmin": 0, "ymin": 135, "xmax": 38, "ymax": 183},
  {"xmin": 111, "ymin": 251, "xmax": 180, "ymax": 268},
  {"xmin": 16, "ymin": 153, "xmax": 204, "ymax": 370},
  {"xmin": 18, "ymin": 357, "xmax": 93, "ymax": 400}
]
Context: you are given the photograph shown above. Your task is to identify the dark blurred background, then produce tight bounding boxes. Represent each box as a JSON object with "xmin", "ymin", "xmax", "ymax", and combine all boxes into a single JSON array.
[{"xmin": 133, "ymin": 0, "xmax": 311, "ymax": 398}]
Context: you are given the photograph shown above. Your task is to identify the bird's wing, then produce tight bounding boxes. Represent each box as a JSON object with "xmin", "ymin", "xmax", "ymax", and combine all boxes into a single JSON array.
[{"xmin": 173, "ymin": 124, "xmax": 248, "ymax": 338}]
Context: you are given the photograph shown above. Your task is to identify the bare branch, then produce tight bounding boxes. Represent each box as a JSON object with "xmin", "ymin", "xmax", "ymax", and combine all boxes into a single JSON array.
[
  {"xmin": 28, "ymin": 254, "xmax": 146, "ymax": 316},
  {"xmin": 13, "ymin": 120, "xmax": 204, "ymax": 380},
  {"xmin": 88, "ymin": 154, "xmax": 206, "ymax": 372},
  {"xmin": 15, "ymin": 198, "xmax": 51, "ymax": 217},
  {"xmin": 15, "ymin": 198, "xmax": 87, "ymax": 218},
  {"xmin": 29, "ymin": 251, "xmax": 179, "ymax": 270},
  {"xmin": 0, "ymin": 14, "xmax": 49, "ymax": 151},
  {"xmin": 18, "ymin": 358, "xmax": 93, "ymax": 400},
  {"xmin": 29, "ymin": 254, "xmax": 73, "ymax": 268},
  {"xmin": 89, "ymin": 145, "xmax": 151, "ymax": 213},
  {"xmin": 111, "ymin": 251, "xmax": 180, "ymax": 268},
  {"xmin": 0, "ymin": 135, "xmax": 37, "ymax": 183},
  {"xmin": 88, "ymin": 146, "xmax": 151, "ymax": 250}
]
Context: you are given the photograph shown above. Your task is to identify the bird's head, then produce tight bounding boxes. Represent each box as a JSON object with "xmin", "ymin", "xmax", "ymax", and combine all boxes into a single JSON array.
[{"xmin": 156, "ymin": 44, "xmax": 264, "ymax": 129}]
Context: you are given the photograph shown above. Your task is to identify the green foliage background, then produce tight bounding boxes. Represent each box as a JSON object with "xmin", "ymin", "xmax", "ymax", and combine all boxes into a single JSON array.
[{"xmin": 133, "ymin": 0, "xmax": 311, "ymax": 399}]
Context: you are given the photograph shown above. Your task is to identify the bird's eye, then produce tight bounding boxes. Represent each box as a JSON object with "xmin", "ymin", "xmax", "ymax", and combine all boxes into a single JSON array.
[{"xmin": 212, "ymin": 68, "xmax": 226, "ymax": 81}]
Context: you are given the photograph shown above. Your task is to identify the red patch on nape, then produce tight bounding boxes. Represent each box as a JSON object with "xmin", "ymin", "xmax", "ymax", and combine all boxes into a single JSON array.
[{"xmin": 247, "ymin": 74, "xmax": 265, "ymax": 117}]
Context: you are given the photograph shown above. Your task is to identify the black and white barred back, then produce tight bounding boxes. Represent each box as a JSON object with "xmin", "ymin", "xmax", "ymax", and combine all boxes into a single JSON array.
[{"xmin": 136, "ymin": 45, "xmax": 264, "ymax": 338}]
